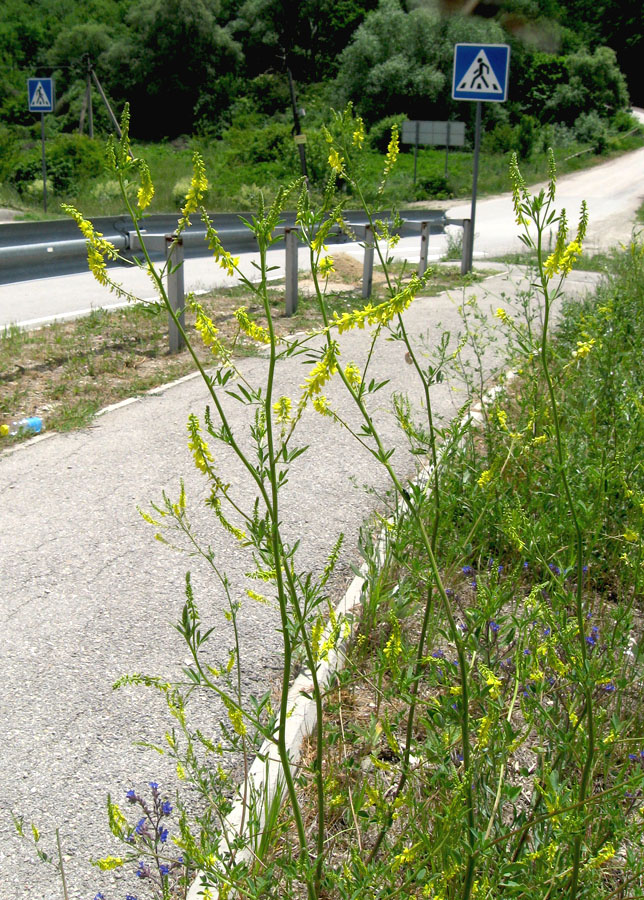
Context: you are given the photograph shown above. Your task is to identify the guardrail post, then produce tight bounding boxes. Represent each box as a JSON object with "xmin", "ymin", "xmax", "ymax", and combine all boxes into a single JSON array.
[
  {"xmin": 285, "ymin": 226, "xmax": 298, "ymax": 316},
  {"xmin": 460, "ymin": 219, "xmax": 472, "ymax": 276},
  {"xmin": 418, "ymin": 220, "xmax": 430, "ymax": 276},
  {"xmin": 165, "ymin": 234, "xmax": 185, "ymax": 353},
  {"xmin": 362, "ymin": 223, "xmax": 374, "ymax": 299}
]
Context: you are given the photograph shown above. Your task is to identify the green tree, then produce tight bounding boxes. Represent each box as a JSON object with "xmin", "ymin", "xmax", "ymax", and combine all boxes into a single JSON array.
[
  {"xmin": 337, "ymin": 0, "xmax": 505, "ymax": 123},
  {"xmin": 543, "ymin": 46, "xmax": 629, "ymax": 124},
  {"xmin": 104, "ymin": 0, "xmax": 243, "ymax": 139}
]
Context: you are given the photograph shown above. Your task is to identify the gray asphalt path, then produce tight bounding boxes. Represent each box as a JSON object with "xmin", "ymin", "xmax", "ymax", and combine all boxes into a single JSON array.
[{"xmin": 0, "ymin": 261, "xmax": 602, "ymax": 899}]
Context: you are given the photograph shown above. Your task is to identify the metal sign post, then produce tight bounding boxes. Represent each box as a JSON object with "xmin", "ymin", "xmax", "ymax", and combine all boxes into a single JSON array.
[
  {"xmin": 27, "ymin": 78, "xmax": 54, "ymax": 214},
  {"xmin": 452, "ymin": 43, "xmax": 510, "ymax": 272}
]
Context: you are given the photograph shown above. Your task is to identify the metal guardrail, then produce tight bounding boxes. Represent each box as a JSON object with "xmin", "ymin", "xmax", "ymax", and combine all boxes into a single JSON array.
[{"xmin": 0, "ymin": 213, "xmax": 471, "ymax": 351}]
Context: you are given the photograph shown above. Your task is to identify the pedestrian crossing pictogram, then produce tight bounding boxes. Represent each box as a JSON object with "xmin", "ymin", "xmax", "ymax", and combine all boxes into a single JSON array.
[
  {"xmin": 27, "ymin": 78, "xmax": 54, "ymax": 113},
  {"xmin": 452, "ymin": 44, "xmax": 510, "ymax": 103},
  {"xmin": 457, "ymin": 50, "xmax": 502, "ymax": 95}
]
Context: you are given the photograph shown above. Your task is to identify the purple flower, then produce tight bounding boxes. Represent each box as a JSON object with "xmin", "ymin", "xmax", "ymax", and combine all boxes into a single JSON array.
[
  {"xmin": 126, "ymin": 896, "xmax": 138, "ymax": 900},
  {"xmin": 160, "ymin": 864, "xmax": 170, "ymax": 877},
  {"xmin": 489, "ymin": 620, "xmax": 500, "ymax": 634},
  {"xmin": 93, "ymin": 894, "xmax": 105, "ymax": 900},
  {"xmin": 524, "ymin": 649, "xmax": 531, "ymax": 655},
  {"xmin": 462, "ymin": 565, "xmax": 473, "ymax": 575},
  {"xmin": 126, "ymin": 790, "xmax": 136, "ymax": 801},
  {"xmin": 523, "ymin": 561, "xmax": 529, "ymax": 569},
  {"xmin": 135, "ymin": 818, "xmax": 146, "ymax": 835},
  {"xmin": 159, "ymin": 827, "xmax": 169, "ymax": 844},
  {"xmin": 161, "ymin": 800, "xmax": 172, "ymax": 816},
  {"xmin": 497, "ymin": 565, "xmax": 503, "ymax": 574},
  {"xmin": 586, "ymin": 635, "xmax": 596, "ymax": 647},
  {"xmin": 543, "ymin": 627, "xmax": 551, "ymax": 637},
  {"xmin": 549, "ymin": 563, "xmax": 561, "ymax": 575},
  {"xmin": 149, "ymin": 781, "xmax": 159, "ymax": 791},
  {"xmin": 603, "ymin": 683, "xmax": 616, "ymax": 692},
  {"xmin": 471, "ymin": 580, "xmax": 477, "ymax": 590},
  {"xmin": 629, "ymin": 754, "xmax": 638, "ymax": 761}
]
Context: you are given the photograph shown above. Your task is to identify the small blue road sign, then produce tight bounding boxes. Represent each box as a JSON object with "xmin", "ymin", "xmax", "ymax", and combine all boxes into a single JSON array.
[
  {"xmin": 28, "ymin": 78, "xmax": 54, "ymax": 113},
  {"xmin": 452, "ymin": 44, "xmax": 510, "ymax": 102}
]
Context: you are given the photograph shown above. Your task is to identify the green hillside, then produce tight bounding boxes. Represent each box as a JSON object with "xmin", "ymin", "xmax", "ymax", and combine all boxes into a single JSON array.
[{"xmin": 0, "ymin": 0, "xmax": 642, "ymax": 213}]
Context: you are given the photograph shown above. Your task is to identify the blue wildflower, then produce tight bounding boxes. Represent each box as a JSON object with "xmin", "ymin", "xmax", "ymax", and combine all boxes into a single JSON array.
[
  {"xmin": 586, "ymin": 635, "xmax": 596, "ymax": 647},
  {"xmin": 93, "ymin": 894, "xmax": 105, "ymax": 900},
  {"xmin": 126, "ymin": 790, "xmax": 136, "ymax": 801},
  {"xmin": 603, "ymin": 683, "xmax": 616, "ymax": 692},
  {"xmin": 160, "ymin": 864, "xmax": 170, "ymax": 877},
  {"xmin": 523, "ymin": 561, "xmax": 529, "ymax": 569},
  {"xmin": 549, "ymin": 563, "xmax": 561, "ymax": 575},
  {"xmin": 629, "ymin": 754, "xmax": 638, "ymax": 761},
  {"xmin": 135, "ymin": 818, "xmax": 146, "ymax": 835},
  {"xmin": 462, "ymin": 565, "xmax": 473, "ymax": 575},
  {"xmin": 161, "ymin": 800, "xmax": 172, "ymax": 816},
  {"xmin": 159, "ymin": 827, "xmax": 169, "ymax": 844},
  {"xmin": 543, "ymin": 627, "xmax": 551, "ymax": 637},
  {"xmin": 524, "ymin": 649, "xmax": 531, "ymax": 655},
  {"xmin": 489, "ymin": 620, "xmax": 500, "ymax": 634},
  {"xmin": 149, "ymin": 782, "xmax": 159, "ymax": 791}
]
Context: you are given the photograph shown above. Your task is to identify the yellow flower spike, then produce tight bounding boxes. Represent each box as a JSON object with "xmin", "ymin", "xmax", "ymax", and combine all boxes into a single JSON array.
[
  {"xmin": 495, "ymin": 307, "xmax": 510, "ymax": 323},
  {"xmin": 384, "ymin": 125, "xmax": 400, "ymax": 176},
  {"xmin": 319, "ymin": 255, "xmax": 335, "ymax": 277},
  {"xmin": 94, "ymin": 856, "xmax": 124, "ymax": 871},
  {"xmin": 328, "ymin": 147, "xmax": 345, "ymax": 176},
  {"xmin": 547, "ymin": 148, "xmax": 557, "ymax": 203},
  {"xmin": 272, "ymin": 396, "xmax": 292, "ymax": 424},
  {"xmin": 344, "ymin": 362, "xmax": 361, "ymax": 388},
  {"xmin": 352, "ymin": 117, "xmax": 365, "ymax": 148},
  {"xmin": 571, "ymin": 338, "xmax": 595, "ymax": 359},
  {"xmin": 623, "ymin": 529, "xmax": 639, "ymax": 542},
  {"xmin": 302, "ymin": 342, "xmax": 339, "ymax": 398},
  {"xmin": 234, "ymin": 307, "xmax": 271, "ymax": 344},
  {"xmin": 477, "ymin": 469, "xmax": 493, "ymax": 489},
  {"xmin": 509, "ymin": 153, "xmax": 529, "ymax": 225},
  {"xmin": 312, "ymin": 395, "xmax": 332, "ymax": 416},
  {"xmin": 178, "ymin": 153, "xmax": 208, "ymax": 232},
  {"xmin": 187, "ymin": 413, "xmax": 214, "ymax": 474},
  {"xmin": 135, "ymin": 159, "xmax": 155, "ymax": 211}
]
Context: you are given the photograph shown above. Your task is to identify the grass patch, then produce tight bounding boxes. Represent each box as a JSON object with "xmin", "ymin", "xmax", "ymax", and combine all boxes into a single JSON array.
[
  {"xmin": 8, "ymin": 127, "xmax": 644, "ymax": 221},
  {"xmin": 0, "ymin": 256, "xmax": 483, "ymax": 443}
]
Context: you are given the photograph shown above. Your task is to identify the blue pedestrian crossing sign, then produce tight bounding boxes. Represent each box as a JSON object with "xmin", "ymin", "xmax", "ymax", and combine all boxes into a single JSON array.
[
  {"xmin": 452, "ymin": 44, "xmax": 510, "ymax": 102},
  {"xmin": 28, "ymin": 78, "xmax": 54, "ymax": 113}
]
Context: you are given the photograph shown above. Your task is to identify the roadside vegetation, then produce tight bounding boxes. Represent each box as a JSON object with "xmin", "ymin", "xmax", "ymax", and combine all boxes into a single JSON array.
[{"xmin": 14, "ymin": 107, "xmax": 644, "ymax": 900}]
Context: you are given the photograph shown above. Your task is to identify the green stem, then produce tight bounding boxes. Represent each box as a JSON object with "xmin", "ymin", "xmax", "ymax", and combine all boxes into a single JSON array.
[
  {"xmin": 256, "ymin": 230, "xmax": 317, "ymax": 900},
  {"xmin": 535, "ymin": 212, "xmax": 594, "ymax": 900}
]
